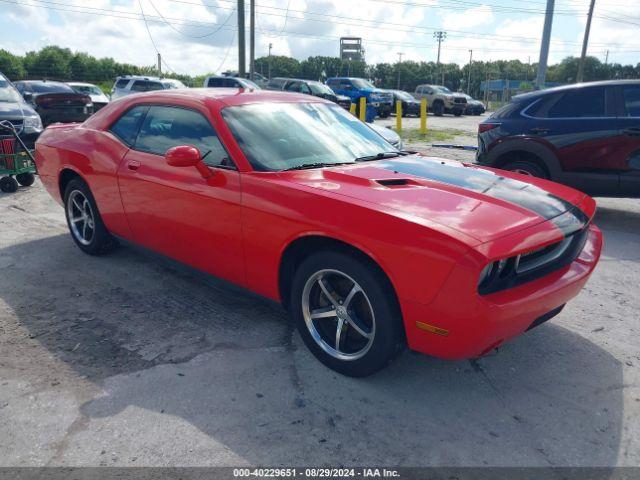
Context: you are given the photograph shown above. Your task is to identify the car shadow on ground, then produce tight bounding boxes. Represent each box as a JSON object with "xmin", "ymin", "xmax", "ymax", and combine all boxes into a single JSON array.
[{"xmin": 0, "ymin": 234, "xmax": 625, "ymax": 466}]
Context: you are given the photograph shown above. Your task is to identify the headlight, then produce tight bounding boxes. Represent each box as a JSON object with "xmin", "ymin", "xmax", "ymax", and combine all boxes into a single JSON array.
[
  {"xmin": 370, "ymin": 93, "xmax": 381, "ymax": 101},
  {"xmin": 23, "ymin": 115, "xmax": 43, "ymax": 134},
  {"xmin": 478, "ymin": 258, "xmax": 508, "ymax": 288}
]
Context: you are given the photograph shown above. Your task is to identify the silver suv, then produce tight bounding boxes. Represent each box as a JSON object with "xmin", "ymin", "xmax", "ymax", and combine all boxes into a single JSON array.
[
  {"xmin": 414, "ymin": 84, "xmax": 467, "ymax": 116},
  {"xmin": 111, "ymin": 76, "xmax": 187, "ymax": 100}
]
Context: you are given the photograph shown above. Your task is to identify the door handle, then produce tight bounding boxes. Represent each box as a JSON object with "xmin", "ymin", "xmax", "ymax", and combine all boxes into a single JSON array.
[
  {"xmin": 530, "ymin": 127, "xmax": 550, "ymax": 134},
  {"xmin": 623, "ymin": 127, "xmax": 640, "ymax": 137},
  {"xmin": 127, "ymin": 160, "xmax": 141, "ymax": 171}
]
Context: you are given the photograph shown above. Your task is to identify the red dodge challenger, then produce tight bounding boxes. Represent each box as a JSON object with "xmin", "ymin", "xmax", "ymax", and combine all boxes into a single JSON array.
[{"xmin": 35, "ymin": 89, "xmax": 603, "ymax": 376}]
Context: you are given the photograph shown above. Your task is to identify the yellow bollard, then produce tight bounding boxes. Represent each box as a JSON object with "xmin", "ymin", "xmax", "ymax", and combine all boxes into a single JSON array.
[
  {"xmin": 420, "ymin": 98, "xmax": 427, "ymax": 134},
  {"xmin": 359, "ymin": 97, "xmax": 367, "ymax": 122},
  {"xmin": 349, "ymin": 102, "xmax": 357, "ymax": 116},
  {"xmin": 396, "ymin": 100, "xmax": 402, "ymax": 132}
]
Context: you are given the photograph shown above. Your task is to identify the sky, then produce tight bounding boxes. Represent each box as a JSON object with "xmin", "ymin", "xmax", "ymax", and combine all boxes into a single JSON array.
[{"xmin": 2, "ymin": 0, "xmax": 640, "ymax": 76}]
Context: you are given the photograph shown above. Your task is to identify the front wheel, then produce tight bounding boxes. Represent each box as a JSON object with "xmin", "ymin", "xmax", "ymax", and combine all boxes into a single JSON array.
[
  {"xmin": 64, "ymin": 177, "xmax": 117, "ymax": 255},
  {"xmin": 16, "ymin": 172, "xmax": 35, "ymax": 187},
  {"xmin": 502, "ymin": 160, "xmax": 548, "ymax": 179},
  {"xmin": 290, "ymin": 251, "xmax": 404, "ymax": 377},
  {"xmin": 433, "ymin": 102, "xmax": 444, "ymax": 116}
]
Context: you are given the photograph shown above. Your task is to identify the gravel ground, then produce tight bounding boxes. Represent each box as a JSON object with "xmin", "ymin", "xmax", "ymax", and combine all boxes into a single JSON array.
[{"xmin": 1, "ymin": 118, "xmax": 639, "ymax": 466}]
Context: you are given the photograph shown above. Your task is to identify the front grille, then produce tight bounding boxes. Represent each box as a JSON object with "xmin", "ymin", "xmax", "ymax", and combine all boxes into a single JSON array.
[{"xmin": 479, "ymin": 225, "xmax": 590, "ymax": 295}]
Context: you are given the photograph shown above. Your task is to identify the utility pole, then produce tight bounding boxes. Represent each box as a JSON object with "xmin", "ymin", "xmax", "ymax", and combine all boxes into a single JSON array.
[
  {"xmin": 237, "ymin": 0, "xmax": 246, "ymax": 77},
  {"xmin": 396, "ymin": 52, "xmax": 404, "ymax": 89},
  {"xmin": 157, "ymin": 53, "xmax": 162, "ymax": 77},
  {"xmin": 268, "ymin": 43, "xmax": 272, "ymax": 79},
  {"xmin": 249, "ymin": 0, "xmax": 255, "ymax": 81},
  {"xmin": 434, "ymin": 31, "xmax": 446, "ymax": 85},
  {"xmin": 467, "ymin": 49, "xmax": 472, "ymax": 94},
  {"xmin": 535, "ymin": 0, "xmax": 554, "ymax": 88},
  {"xmin": 577, "ymin": 0, "xmax": 596, "ymax": 83},
  {"xmin": 604, "ymin": 49, "xmax": 609, "ymax": 65}
]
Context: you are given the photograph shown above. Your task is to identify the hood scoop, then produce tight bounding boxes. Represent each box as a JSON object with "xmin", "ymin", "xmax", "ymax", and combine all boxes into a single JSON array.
[{"xmin": 375, "ymin": 178, "xmax": 422, "ymax": 188}]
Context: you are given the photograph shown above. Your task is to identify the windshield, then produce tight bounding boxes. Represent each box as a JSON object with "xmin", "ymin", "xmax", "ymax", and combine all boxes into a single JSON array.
[
  {"xmin": 309, "ymin": 82, "xmax": 334, "ymax": 95},
  {"xmin": 30, "ymin": 82, "xmax": 74, "ymax": 93},
  {"xmin": 395, "ymin": 91, "xmax": 415, "ymax": 101},
  {"xmin": 222, "ymin": 103, "xmax": 396, "ymax": 171},
  {"xmin": 70, "ymin": 85, "xmax": 103, "ymax": 96},
  {"xmin": 162, "ymin": 79, "xmax": 187, "ymax": 89},
  {"xmin": 0, "ymin": 79, "xmax": 21, "ymax": 103},
  {"xmin": 239, "ymin": 79, "xmax": 260, "ymax": 89},
  {"xmin": 435, "ymin": 86, "xmax": 452, "ymax": 94},
  {"xmin": 351, "ymin": 79, "xmax": 375, "ymax": 90}
]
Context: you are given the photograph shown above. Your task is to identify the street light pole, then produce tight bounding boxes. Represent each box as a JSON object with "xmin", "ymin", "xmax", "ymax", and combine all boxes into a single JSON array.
[
  {"xmin": 577, "ymin": 0, "xmax": 596, "ymax": 83},
  {"xmin": 268, "ymin": 43, "xmax": 272, "ymax": 79},
  {"xmin": 237, "ymin": 0, "xmax": 246, "ymax": 77},
  {"xmin": 535, "ymin": 0, "xmax": 555, "ymax": 88},
  {"xmin": 396, "ymin": 52, "xmax": 404, "ymax": 90},
  {"xmin": 249, "ymin": 0, "xmax": 255, "ymax": 81}
]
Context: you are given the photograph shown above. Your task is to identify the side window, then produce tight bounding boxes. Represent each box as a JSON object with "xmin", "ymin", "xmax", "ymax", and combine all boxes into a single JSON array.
[
  {"xmin": 548, "ymin": 87, "xmax": 606, "ymax": 118},
  {"xmin": 131, "ymin": 81, "xmax": 163, "ymax": 92},
  {"xmin": 416, "ymin": 86, "xmax": 423, "ymax": 94},
  {"xmin": 207, "ymin": 78, "xmax": 224, "ymax": 87},
  {"xmin": 326, "ymin": 80, "xmax": 337, "ymax": 88},
  {"xmin": 300, "ymin": 83, "xmax": 311, "ymax": 94},
  {"xmin": 135, "ymin": 106, "xmax": 232, "ymax": 168},
  {"xmin": 15, "ymin": 83, "xmax": 24, "ymax": 94},
  {"xmin": 109, "ymin": 106, "xmax": 148, "ymax": 146},
  {"xmin": 622, "ymin": 86, "xmax": 640, "ymax": 117},
  {"xmin": 284, "ymin": 81, "xmax": 301, "ymax": 92},
  {"xmin": 340, "ymin": 80, "xmax": 353, "ymax": 90},
  {"xmin": 115, "ymin": 79, "xmax": 129, "ymax": 89}
]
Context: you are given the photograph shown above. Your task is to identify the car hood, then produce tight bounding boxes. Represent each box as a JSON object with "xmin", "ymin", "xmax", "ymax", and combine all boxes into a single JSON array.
[
  {"xmin": 0, "ymin": 100, "xmax": 34, "ymax": 119},
  {"xmin": 280, "ymin": 155, "xmax": 589, "ymax": 245}
]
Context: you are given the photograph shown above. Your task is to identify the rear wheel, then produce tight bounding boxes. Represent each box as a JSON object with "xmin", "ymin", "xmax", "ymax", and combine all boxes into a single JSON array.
[
  {"xmin": 0, "ymin": 176, "xmax": 18, "ymax": 193},
  {"xmin": 64, "ymin": 177, "xmax": 117, "ymax": 255},
  {"xmin": 290, "ymin": 251, "xmax": 404, "ymax": 377},
  {"xmin": 433, "ymin": 101, "xmax": 445, "ymax": 116},
  {"xmin": 16, "ymin": 173, "xmax": 35, "ymax": 187},
  {"xmin": 502, "ymin": 160, "xmax": 548, "ymax": 179}
]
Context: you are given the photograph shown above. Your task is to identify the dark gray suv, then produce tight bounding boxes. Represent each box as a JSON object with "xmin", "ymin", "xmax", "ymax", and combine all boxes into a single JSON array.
[{"xmin": 0, "ymin": 73, "xmax": 43, "ymax": 148}]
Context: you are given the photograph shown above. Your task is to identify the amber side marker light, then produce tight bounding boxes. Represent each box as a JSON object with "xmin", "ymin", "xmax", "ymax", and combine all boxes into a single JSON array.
[{"xmin": 416, "ymin": 321, "xmax": 450, "ymax": 336}]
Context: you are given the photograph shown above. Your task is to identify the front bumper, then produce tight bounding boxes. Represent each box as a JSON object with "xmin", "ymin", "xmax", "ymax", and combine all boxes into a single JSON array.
[{"xmin": 401, "ymin": 224, "xmax": 603, "ymax": 359}]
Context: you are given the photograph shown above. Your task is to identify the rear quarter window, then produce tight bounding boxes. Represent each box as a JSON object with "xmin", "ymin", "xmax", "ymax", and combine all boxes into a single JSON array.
[
  {"xmin": 207, "ymin": 78, "xmax": 225, "ymax": 87},
  {"xmin": 115, "ymin": 79, "xmax": 130, "ymax": 89},
  {"xmin": 109, "ymin": 106, "xmax": 148, "ymax": 146},
  {"xmin": 490, "ymin": 101, "xmax": 524, "ymax": 119}
]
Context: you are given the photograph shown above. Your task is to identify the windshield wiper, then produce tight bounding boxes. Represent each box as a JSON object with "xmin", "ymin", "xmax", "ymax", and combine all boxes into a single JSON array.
[
  {"xmin": 282, "ymin": 161, "xmax": 355, "ymax": 171},
  {"xmin": 354, "ymin": 151, "xmax": 405, "ymax": 162}
]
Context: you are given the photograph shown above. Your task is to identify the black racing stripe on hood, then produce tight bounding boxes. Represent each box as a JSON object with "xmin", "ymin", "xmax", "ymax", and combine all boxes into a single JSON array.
[{"xmin": 376, "ymin": 157, "xmax": 589, "ymax": 230}]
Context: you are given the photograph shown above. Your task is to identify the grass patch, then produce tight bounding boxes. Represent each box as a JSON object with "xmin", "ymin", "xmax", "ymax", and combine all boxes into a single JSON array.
[{"xmin": 395, "ymin": 127, "xmax": 468, "ymax": 144}]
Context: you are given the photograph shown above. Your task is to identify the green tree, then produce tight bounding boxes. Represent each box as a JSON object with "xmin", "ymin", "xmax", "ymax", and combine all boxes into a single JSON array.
[{"xmin": 0, "ymin": 49, "xmax": 26, "ymax": 79}]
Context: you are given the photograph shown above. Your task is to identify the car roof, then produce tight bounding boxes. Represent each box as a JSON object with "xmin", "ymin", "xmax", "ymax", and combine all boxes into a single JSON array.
[
  {"xmin": 513, "ymin": 79, "xmax": 640, "ymax": 102},
  {"xmin": 68, "ymin": 82, "xmax": 97, "ymax": 87},
  {"xmin": 110, "ymin": 88, "xmax": 333, "ymax": 107}
]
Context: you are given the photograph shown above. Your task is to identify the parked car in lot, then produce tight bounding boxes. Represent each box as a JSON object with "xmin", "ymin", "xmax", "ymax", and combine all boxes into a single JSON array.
[
  {"xmin": 461, "ymin": 94, "xmax": 485, "ymax": 115},
  {"xmin": 0, "ymin": 73, "xmax": 42, "ymax": 149},
  {"xmin": 35, "ymin": 89, "xmax": 602, "ymax": 376},
  {"xmin": 275, "ymin": 78, "xmax": 351, "ymax": 109},
  {"xmin": 68, "ymin": 82, "xmax": 110, "ymax": 111},
  {"xmin": 203, "ymin": 76, "xmax": 261, "ymax": 89},
  {"xmin": 111, "ymin": 75, "xmax": 187, "ymax": 100},
  {"xmin": 265, "ymin": 77, "xmax": 289, "ymax": 90},
  {"xmin": 220, "ymin": 71, "xmax": 268, "ymax": 88},
  {"xmin": 14, "ymin": 80, "xmax": 93, "ymax": 126},
  {"xmin": 326, "ymin": 77, "xmax": 393, "ymax": 117},
  {"xmin": 369, "ymin": 123, "xmax": 403, "ymax": 149},
  {"xmin": 414, "ymin": 84, "xmax": 466, "ymax": 116},
  {"xmin": 476, "ymin": 80, "xmax": 640, "ymax": 198},
  {"xmin": 386, "ymin": 90, "xmax": 421, "ymax": 116}
]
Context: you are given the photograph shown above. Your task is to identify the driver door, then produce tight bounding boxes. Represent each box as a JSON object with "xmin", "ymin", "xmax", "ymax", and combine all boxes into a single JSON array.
[{"xmin": 116, "ymin": 104, "xmax": 245, "ymax": 286}]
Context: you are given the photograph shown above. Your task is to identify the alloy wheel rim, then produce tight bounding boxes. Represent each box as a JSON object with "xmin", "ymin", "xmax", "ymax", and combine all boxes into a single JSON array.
[
  {"xmin": 301, "ymin": 269, "xmax": 375, "ymax": 361},
  {"xmin": 67, "ymin": 190, "xmax": 95, "ymax": 246},
  {"xmin": 512, "ymin": 168, "xmax": 534, "ymax": 176}
]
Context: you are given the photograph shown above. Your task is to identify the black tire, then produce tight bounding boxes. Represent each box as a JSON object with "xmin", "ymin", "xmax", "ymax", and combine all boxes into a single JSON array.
[
  {"xmin": 16, "ymin": 172, "xmax": 35, "ymax": 187},
  {"xmin": 63, "ymin": 177, "xmax": 117, "ymax": 255},
  {"xmin": 433, "ymin": 101, "xmax": 445, "ymax": 116},
  {"xmin": 0, "ymin": 176, "xmax": 19, "ymax": 193},
  {"xmin": 454, "ymin": 110, "xmax": 463, "ymax": 117},
  {"xmin": 290, "ymin": 251, "xmax": 404, "ymax": 377},
  {"xmin": 379, "ymin": 110, "xmax": 391, "ymax": 118},
  {"xmin": 502, "ymin": 160, "xmax": 548, "ymax": 179}
]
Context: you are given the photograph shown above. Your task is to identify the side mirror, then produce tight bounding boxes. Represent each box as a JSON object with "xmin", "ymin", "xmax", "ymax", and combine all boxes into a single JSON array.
[
  {"xmin": 165, "ymin": 145, "xmax": 213, "ymax": 178},
  {"xmin": 23, "ymin": 92, "xmax": 33, "ymax": 102}
]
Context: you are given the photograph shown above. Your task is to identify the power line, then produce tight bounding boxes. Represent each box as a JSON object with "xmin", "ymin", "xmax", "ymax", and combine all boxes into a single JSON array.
[
  {"xmin": 148, "ymin": 0, "xmax": 236, "ymax": 38},
  {"xmin": 5, "ymin": 0, "xmax": 640, "ymax": 58},
  {"xmin": 138, "ymin": 0, "xmax": 179, "ymax": 75}
]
